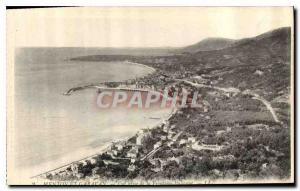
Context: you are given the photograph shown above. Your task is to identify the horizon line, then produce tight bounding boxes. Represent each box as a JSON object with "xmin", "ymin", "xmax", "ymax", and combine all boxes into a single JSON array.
[{"xmin": 16, "ymin": 26, "xmax": 291, "ymax": 49}]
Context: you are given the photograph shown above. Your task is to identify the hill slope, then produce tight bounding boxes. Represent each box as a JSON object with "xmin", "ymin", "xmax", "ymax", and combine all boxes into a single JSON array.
[{"xmin": 180, "ymin": 38, "xmax": 236, "ymax": 53}]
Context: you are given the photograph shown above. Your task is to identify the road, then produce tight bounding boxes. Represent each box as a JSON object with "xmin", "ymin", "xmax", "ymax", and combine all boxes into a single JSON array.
[
  {"xmin": 179, "ymin": 79, "xmax": 281, "ymax": 123},
  {"xmin": 64, "ymin": 80, "xmax": 281, "ymax": 123}
]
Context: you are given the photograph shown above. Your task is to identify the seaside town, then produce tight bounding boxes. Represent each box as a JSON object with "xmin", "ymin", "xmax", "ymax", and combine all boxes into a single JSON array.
[{"xmin": 39, "ymin": 27, "xmax": 291, "ymax": 183}]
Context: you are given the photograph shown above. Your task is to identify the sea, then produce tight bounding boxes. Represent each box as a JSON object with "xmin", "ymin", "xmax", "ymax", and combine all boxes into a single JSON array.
[{"xmin": 12, "ymin": 48, "xmax": 172, "ymax": 177}]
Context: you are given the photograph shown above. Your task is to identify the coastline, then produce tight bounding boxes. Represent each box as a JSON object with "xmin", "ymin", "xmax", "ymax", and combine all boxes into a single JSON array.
[
  {"xmin": 125, "ymin": 60, "xmax": 156, "ymax": 73},
  {"xmin": 33, "ymin": 62, "xmax": 166, "ymax": 179},
  {"xmin": 63, "ymin": 60, "xmax": 156, "ymax": 95},
  {"xmin": 31, "ymin": 58, "xmax": 290, "ymax": 182},
  {"xmin": 8, "ymin": 23, "xmax": 293, "ymax": 185},
  {"xmin": 34, "ymin": 108, "xmax": 177, "ymax": 180}
]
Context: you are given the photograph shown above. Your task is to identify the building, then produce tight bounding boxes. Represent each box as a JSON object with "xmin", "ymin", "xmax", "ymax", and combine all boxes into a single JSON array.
[
  {"xmin": 70, "ymin": 162, "xmax": 81, "ymax": 174},
  {"xmin": 172, "ymin": 131, "xmax": 183, "ymax": 142},
  {"xmin": 116, "ymin": 144, "xmax": 123, "ymax": 151},
  {"xmin": 90, "ymin": 158, "xmax": 97, "ymax": 165},
  {"xmin": 127, "ymin": 146, "xmax": 139, "ymax": 158},
  {"xmin": 130, "ymin": 158, "xmax": 136, "ymax": 163},
  {"xmin": 167, "ymin": 131, "xmax": 176, "ymax": 139},
  {"xmin": 188, "ymin": 137, "xmax": 196, "ymax": 143},
  {"xmin": 160, "ymin": 135, "xmax": 167, "ymax": 141},
  {"xmin": 226, "ymin": 126, "xmax": 232, "ymax": 132},
  {"xmin": 191, "ymin": 75, "xmax": 210, "ymax": 84},
  {"xmin": 192, "ymin": 142, "xmax": 223, "ymax": 151},
  {"xmin": 154, "ymin": 141, "xmax": 162, "ymax": 149},
  {"xmin": 107, "ymin": 149, "xmax": 118, "ymax": 157},
  {"xmin": 179, "ymin": 139, "xmax": 187, "ymax": 145},
  {"xmin": 254, "ymin": 70, "xmax": 264, "ymax": 76},
  {"xmin": 216, "ymin": 130, "xmax": 226, "ymax": 135},
  {"xmin": 92, "ymin": 167, "xmax": 100, "ymax": 176},
  {"xmin": 167, "ymin": 141, "xmax": 175, "ymax": 147},
  {"xmin": 127, "ymin": 164, "xmax": 136, "ymax": 172}
]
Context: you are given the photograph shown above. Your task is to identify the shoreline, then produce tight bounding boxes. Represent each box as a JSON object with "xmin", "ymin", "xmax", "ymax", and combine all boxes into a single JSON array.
[
  {"xmin": 32, "ymin": 61, "xmax": 283, "ymax": 180},
  {"xmin": 33, "ymin": 62, "xmax": 166, "ymax": 179},
  {"xmin": 31, "ymin": 57, "xmax": 291, "ymax": 183},
  {"xmin": 34, "ymin": 108, "xmax": 177, "ymax": 180},
  {"xmin": 125, "ymin": 60, "xmax": 156, "ymax": 73}
]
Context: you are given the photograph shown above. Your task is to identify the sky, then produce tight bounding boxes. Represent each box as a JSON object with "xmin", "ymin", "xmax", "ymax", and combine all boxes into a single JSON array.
[{"xmin": 7, "ymin": 7, "xmax": 293, "ymax": 47}]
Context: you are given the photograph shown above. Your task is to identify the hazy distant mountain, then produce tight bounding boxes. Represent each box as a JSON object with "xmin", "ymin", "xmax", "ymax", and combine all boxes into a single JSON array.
[
  {"xmin": 187, "ymin": 27, "xmax": 291, "ymax": 102},
  {"xmin": 68, "ymin": 27, "xmax": 291, "ymax": 104},
  {"xmin": 180, "ymin": 38, "xmax": 236, "ymax": 53},
  {"xmin": 70, "ymin": 27, "xmax": 291, "ymax": 65},
  {"xmin": 178, "ymin": 27, "xmax": 290, "ymax": 55}
]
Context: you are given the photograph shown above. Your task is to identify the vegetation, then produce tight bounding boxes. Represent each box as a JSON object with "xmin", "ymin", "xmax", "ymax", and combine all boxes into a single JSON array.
[{"xmin": 47, "ymin": 27, "xmax": 292, "ymax": 183}]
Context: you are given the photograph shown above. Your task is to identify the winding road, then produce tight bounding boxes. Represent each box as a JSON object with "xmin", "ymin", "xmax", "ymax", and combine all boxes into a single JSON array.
[
  {"xmin": 64, "ymin": 79, "xmax": 281, "ymax": 123},
  {"xmin": 178, "ymin": 79, "xmax": 281, "ymax": 123}
]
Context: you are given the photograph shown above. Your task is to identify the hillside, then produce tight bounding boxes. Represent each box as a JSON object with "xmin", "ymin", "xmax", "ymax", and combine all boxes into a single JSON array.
[
  {"xmin": 70, "ymin": 27, "xmax": 291, "ymax": 104},
  {"xmin": 180, "ymin": 38, "xmax": 236, "ymax": 53}
]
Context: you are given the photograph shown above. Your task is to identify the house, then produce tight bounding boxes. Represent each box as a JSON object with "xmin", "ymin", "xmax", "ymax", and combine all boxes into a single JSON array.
[
  {"xmin": 191, "ymin": 75, "xmax": 209, "ymax": 84},
  {"xmin": 158, "ymin": 159, "xmax": 168, "ymax": 170},
  {"xmin": 154, "ymin": 141, "xmax": 162, "ymax": 149},
  {"xmin": 202, "ymin": 100, "xmax": 211, "ymax": 107},
  {"xmin": 192, "ymin": 142, "xmax": 223, "ymax": 151},
  {"xmin": 160, "ymin": 135, "xmax": 167, "ymax": 141},
  {"xmin": 115, "ymin": 144, "xmax": 124, "ymax": 151},
  {"xmin": 92, "ymin": 167, "xmax": 100, "ymax": 176},
  {"xmin": 207, "ymin": 91, "xmax": 221, "ymax": 97},
  {"xmin": 130, "ymin": 158, "xmax": 136, "ymax": 164},
  {"xmin": 75, "ymin": 173, "xmax": 84, "ymax": 179},
  {"xmin": 170, "ymin": 125, "xmax": 176, "ymax": 130},
  {"xmin": 167, "ymin": 156, "xmax": 180, "ymax": 165},
  {"xmin": 127, "ymin": 147, "xmax": 139, "ymax": 158},
  {"xmin": 188, "ymin": 137, "xmax": 196, "ymax": 143},
  {"xmin": 205, "ymin": 115, "xmax": 211, "ymax": 120},
  {"xmin": 107, "ymin": 149, "xmax": 118, "ymax": 157},
  {"xmin": 226, "ymin": 127, "xmax": 232, "ymax": 132},
  {"xmin": 179, "ymin": 139, "xmax": 187, "ymax": 145},
  {"xmin": 210, "ymin": 80, "xmax": 219, "ymax": 85},
  {"xmin": 167, "ymin": 141, "xmax": 175, "ymax": 147},
  {"xmin": 172, "ymin": 131, "xmax": 183, "ymax": 142},
  {"xmin": 151, "ymin": 167, "xmax": 161, "ymax": 172},
  {"xmin": 163, "ymin": 125, "xmax": 169, "ymax": 133},
  {"xmin": 127, "ymin": 164, "xmax": 136, "ymax": 172},
  {"xmin": 167, "ymin": 131, "xmax": 176, "ymax": 139},
  {"xmin": 81, "ymin": 160, "xmax": 90, "ymax": 166},
  {"xmin": 136, "ymin": 129, "xmax": 151, "ymax": 146},
  {"xmin": 216, "ymin": 130, "xmax": 226, "ymax": 135},
  {"xmin": 103, "ymin": 160, "xmax": 119, "ymax": 166},
  {"xmin": 90, "ymin": 158, "xmax": 97, "ymax": 165},
  {"xmin": 70, "ymin": 162, "xmax": 81, "ymax": 174},
  {"xmin": 254, "ymin": 70, "xmax": 264, "ymax": 76},
  {"xmin": 149, "ymin": 158, "xmax": 161, "ymax": 167}
]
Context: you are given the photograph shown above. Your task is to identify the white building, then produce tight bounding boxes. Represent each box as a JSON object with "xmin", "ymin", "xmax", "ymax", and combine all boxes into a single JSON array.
[
  {"xmin": 188, "ymin": 137, "xmax": 196, "ymax": 143},
  {"xmin": 154, "ymin": 141, "xmax": 162, "ymax": 149},
  {"xmin": 115, "ymin": 144, "xmax": 124, "ymax": 151},
  {"xmin": 127, "ymin": 164, "xmax": 136, "ymax": 172},
  {"xmin": 179, "ymin": 139, "xmax": 187, "ymax": 145},
  {"xmin": 90, "ymin": 158, "xmax": 97, "ymax": 165}
]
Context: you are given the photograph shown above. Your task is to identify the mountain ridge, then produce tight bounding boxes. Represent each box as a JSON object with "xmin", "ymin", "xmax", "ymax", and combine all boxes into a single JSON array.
[
  {"xmin": 180, "ymin": 37, "xmax": 236, "ymax": 53},
  {"xmin": 180, "ymin": 27, "xmax": 291, "ymax": 54}
]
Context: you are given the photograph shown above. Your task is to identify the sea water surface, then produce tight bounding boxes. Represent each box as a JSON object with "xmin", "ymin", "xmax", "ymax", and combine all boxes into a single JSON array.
[{"xmin": 13, "ymin": 48, "xmax": 171, "ymax": 177}]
